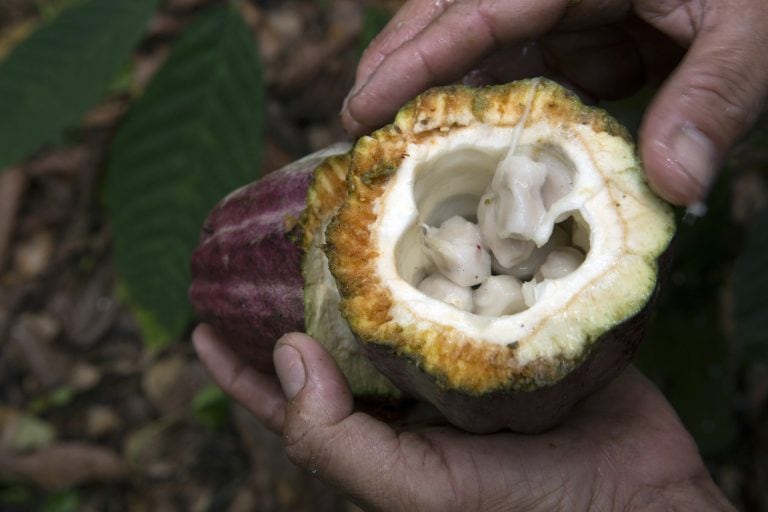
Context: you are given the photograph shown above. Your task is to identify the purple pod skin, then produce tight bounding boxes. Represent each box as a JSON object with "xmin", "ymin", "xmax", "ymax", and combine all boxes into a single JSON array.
[
  {"xmin": 190, "ymin": 142, "xmax": 398, "ymax": 397},
  {"xmin": 189, "ymin": 155, "xmax": 321, "ymax": 373}
]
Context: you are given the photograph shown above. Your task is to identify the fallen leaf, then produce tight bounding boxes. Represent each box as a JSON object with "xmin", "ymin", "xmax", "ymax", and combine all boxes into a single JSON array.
[
  {"xmin": 6, "ymin": 414, "xmax": 56, "ymax": 453},
  {"xmin": 142, "ymin": 355, "xmax": 210, "ymax": 417},
  {"xmin": 13, "ymin": 230, "xmax": 54, "ymax": 279},
  {"xmin": 0, "ymin": 167, "xmax": 27, "ymax": 271},
  {"xmin": 0, "ymin": 408, "xmax": 56, "ymax": 453},
  {"xmin": 0, "ymin": 442, "xmax": 127, "ymax": 490},
  {"xmin": 85, "ymin": 406, "xmax": 122, "ymax": 439},
  {"xmin": 49, "ymin": 262, "xmax": 118, "ymax": 348},
  {"xmin": 7, "ymin": 312, "xmax": 71, "ymax": 389},
  {"xmin": 123, "ymin": 419, "xmax": 201, "ymax": 479},
  {"xmin": 23, "ymin": 145, "xmax": 93, "ymax": 178},
  {"xmin": 68, "ymin": 362, "xmax": 101, "ymax": 391},
  {"xmin": 0, "ymin": 18, "xmax": 36, "ymax": 60}
]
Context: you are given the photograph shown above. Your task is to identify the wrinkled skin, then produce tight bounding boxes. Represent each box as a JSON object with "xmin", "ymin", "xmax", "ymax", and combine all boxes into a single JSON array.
[
  {"xmin": 194, "ymin": 326, "xmax": 734, "ymax": 511},
  {"xmin": 340, "ymin": 0, "xmax": 768, "ymax": 206}
]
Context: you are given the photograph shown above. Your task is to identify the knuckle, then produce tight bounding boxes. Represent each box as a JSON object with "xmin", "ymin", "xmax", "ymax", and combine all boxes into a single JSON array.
[
  {"xmin": 263, "ymin": 402, "xmax": 285, "ymax": 434},
  {"xmin": 282, "ymin": 420, "xmax": 346, "ymax": 473},
  {"xmin": 635, "ymin": 0, "xmax": 705, "ymax": 41},
  {"xmin": 282, "ymin": 421, "xmax": 317, "ymax": 469},
  {"xmin": 683, "ymin": 51, "xmax": 765, "ymax": 137}
]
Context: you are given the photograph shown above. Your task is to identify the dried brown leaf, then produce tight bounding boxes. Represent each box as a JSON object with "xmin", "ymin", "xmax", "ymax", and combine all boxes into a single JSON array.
[
  {"xmin": 85, "ymin": 406, "xmax": 122, "ymax": 439},
  {"xmin": 23, "ymin": 145, "xmax": 93, "ymax": 177},
  {"xmin": 142, "ymin": 355, "xmax": 209, "ymax": 417},
  {"xmin": 13, "ymin": 229, "xmax": 54, "ymax": 278},
  {"xmin": 0, "ymin": 442, "xmax": 127, "ymax": 490},
  {"xmin": 48, "ymin": 262, "xmax": 118, "ymax": 348},
  {"xmin": 0, "ymin": 167, "xmax": 26, "ymax": 271},
  {"xmin": 7, "ymin": 312, "xmax": 70, "ymax": 389}
]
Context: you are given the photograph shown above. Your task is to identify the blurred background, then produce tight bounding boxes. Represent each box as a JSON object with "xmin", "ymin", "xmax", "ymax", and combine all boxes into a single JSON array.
[{"xmin": 0, "ymin": 0, "xmax": 766, "ymax": 510}]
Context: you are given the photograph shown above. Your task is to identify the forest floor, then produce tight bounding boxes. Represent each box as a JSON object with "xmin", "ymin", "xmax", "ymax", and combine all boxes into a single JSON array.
[{"xmin": 0, "ymin": 1, "xmax": 767, "ymax": 511}]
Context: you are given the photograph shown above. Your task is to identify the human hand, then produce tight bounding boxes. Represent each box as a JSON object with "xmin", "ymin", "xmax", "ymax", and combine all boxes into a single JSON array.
[
  {"xmin": 193, "ymin": 325, "xmax": 734, "ymax": 511},
  {"xmin": 340, "ymin": 0, "xmax": 768, "ymax": 207}
]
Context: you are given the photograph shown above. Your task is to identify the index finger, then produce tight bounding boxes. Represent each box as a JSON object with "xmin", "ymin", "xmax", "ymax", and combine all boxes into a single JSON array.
[
  {"xmin": 351, "ymin": 0, "xmax": 450, "ymax": 90},
  {"xmin": 192, "ymin": 324, "xmax": 286, "ymax": 434},
  {"xmin": 342, "ymin": 0, "xmax": 570, "ymax": 135}
]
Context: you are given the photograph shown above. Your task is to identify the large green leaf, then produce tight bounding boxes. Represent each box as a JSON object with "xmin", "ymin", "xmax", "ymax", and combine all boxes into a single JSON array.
[
  {"xmin": 0, "ymin": 0, "xmax": 158, "ymax": 170},
  {"xmin": 105, "ymin": 6, "xmax": 264, "ymax": 346},
  {"xmin": 359, "ymin": 5, "xmax": 391, "ymax": 53}
]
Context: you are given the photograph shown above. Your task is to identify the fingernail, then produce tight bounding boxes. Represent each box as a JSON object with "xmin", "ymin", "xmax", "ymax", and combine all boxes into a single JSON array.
[
  {"xmin": 341, "ymin": 82, "xmax": 362, "ymax": 115},
  {"xmin": 274, "ymin": 345, "xmax": 305, "ymax": 399},
  {"xmin": 670, "ymin": 123, "xmax": 719, "ymax": 201},
  {"xmin": 340, "ymin": 91, "xmax": 351, "ymax": 116},
  {"xmin": 342, "ymin": 69, "xmax": 375, "ymax": 114}
]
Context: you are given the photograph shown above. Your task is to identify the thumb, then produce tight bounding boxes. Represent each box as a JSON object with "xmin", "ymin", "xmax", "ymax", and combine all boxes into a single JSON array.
[
  {"xmin": 639, "ymin": 3, "xmax": 768, "ymax": 206},
  {"xmin": 272, "ymin": 333, "xmax": 405, "ymax": 508}
]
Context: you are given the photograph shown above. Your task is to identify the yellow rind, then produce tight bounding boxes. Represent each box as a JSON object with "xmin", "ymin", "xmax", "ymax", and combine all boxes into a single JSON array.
[
  {"xmin": 301, "ymin": 152, "xmax": 401, "ymax": 397},
  {"xmin": 300, "ymin": 152, "xmax": 350, "ymax": 251}
]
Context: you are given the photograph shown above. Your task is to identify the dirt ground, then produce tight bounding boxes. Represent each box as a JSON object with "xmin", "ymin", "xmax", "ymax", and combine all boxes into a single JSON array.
[{"xmin": 1, "ymin": 1, "xmax": 767, "ymax": 510}]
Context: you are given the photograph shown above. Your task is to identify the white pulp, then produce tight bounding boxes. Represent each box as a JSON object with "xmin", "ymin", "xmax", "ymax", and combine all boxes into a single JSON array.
[
  {"xmin": 422, "ymin": 216, "xmax": 491, "ymax": 287},
  {"xmin": 482, "ymin": 154, "xmax": 548, "ymax": 245},
  {"xmin": 417, "ymin": 152, "xmax": 584, "ymax": 316},
  {"xmin": 473, "ymin": 275, "xmax": 526, "ymax": 316},
  {"xmin": 417, "ymin": 273, "xmax": 475, "ymax": 311},
  {"xmin": 538, "ymin": 247, "xmax": 586, "ymax": 280}
]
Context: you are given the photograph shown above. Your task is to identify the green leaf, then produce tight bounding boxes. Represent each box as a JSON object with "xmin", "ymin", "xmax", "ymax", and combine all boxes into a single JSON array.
[
  {"xmin": 41, "ymin": 489, "xmax": 80, "ymax": 512},
  {"xmin": 36, "ymin": 0, "xmax": 88, "ymax": 19},
  {"xmin": 105, "ymin": 6, "xmax": 264, "ymax": 346},
  {"xmin": 192, "ymin": 384, "xmax": 230, "ymax": 430},
  {"xmin": 10, "ymin": 414, "xmax": 56, "ymax": 452},
  {"xmin": 29, "ymin": 386, "xmax": 77, "ymax": 413},
  {"xmin": 733, "ymin": 206, "xmax": 768, "ymax": 360},
  {"xmin": 0, "ymin": 482, "xmax": 34, "ymax": 507},
  {"xmin": 359, "ymin": 5, "xmax": 391, "ymax": 53},
  {"xmin": 0, "ymin": 0, "xmax": 159, "ymax": 171}
]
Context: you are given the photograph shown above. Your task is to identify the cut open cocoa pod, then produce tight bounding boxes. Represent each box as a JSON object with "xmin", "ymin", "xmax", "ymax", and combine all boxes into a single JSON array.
[{"xmin": 190, "ymin": 79, "xmax": 675, "ymax": 432}]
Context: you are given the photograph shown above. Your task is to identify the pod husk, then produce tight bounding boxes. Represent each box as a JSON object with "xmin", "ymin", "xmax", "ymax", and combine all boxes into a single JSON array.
[{"xmin": 325, "ymin": 79, "xmax": 674, "ymax": 432}]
